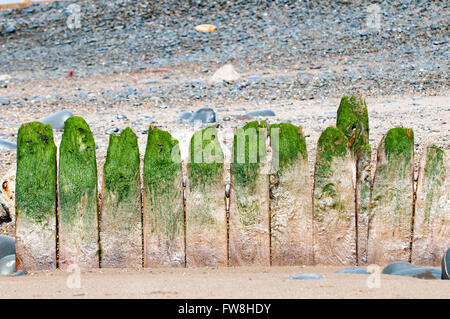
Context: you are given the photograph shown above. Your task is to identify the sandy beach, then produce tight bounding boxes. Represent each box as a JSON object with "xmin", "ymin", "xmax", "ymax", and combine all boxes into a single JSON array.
[{"xmin": 0, "ymin": 266, "xmax": 448, "ymax": 299}]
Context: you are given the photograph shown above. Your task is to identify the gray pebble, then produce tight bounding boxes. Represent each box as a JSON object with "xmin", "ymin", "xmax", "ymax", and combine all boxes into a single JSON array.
[
  {"xmin": 245, "ymin": 109, "xmax": 275, "ymax": 117},
  {"xmin": 442, "ymin": 248, "xmax": 449, "ymax": 280},
  {"xmin": 382, "ymin": 262, "xmax": 415, "ymax": 275},
  {"xmin": 178, "ymin": 111, "xmax": 193, "ymax": 120},
  {"xmin": 0, "ymin": 97, "xmax": 10, "ymax": 105},
  {"xmin": 0, "ymin": 139, "xmax": 16, "ymax": 150},
  {"xmin": 284, "ymin": 273, "xmax": 324, "ymax": 280},
  {"xmin": 106, "ymin": 127, "xmax": 119, "ymax": 134},
  {"xmin": 335, "ymin": 267, "xmax": 370, "ymax": 275},
  {"xmin": 0, "ymin": 254, "xmax": 15, "ymax": 275},
  {"xmin": 393, "ymin": 267, "xmax": 442, "ymax": 280},
  {"xmin": 0, "ymin": 235, "xmax": 14, "ymax": 259},
  {"xmin": 10, "ymin": 269, "xmax": 27, "ymax": 277},
  {"xmin": 189, "ymin": 107, "xmax": 217, "ymax": 124},
  {"xmin": 42, "ymin": 110, "xmax": 74, "ymax": 129}
]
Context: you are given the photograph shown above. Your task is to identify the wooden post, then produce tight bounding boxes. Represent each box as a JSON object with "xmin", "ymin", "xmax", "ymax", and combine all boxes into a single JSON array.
[
  {"xmin": 186, "ymin": 127, "xmax": 227, "ymax": 267},
  {"xmin": 336, "ymin": 95, "xmax": 371, "ymax": 265},
  {"xmin": 100, "ymin": 127, "xmax": 142, "ymax": 268},
  {"xmin": 313, "ymin": 126, "xmax": 356, "ymax": 265},
  {"xmin": 15, "ymin": 122, "xmax": 57, "ymax": 271},
  {"xmin": 58, "ymin": 117, "xmax": 99, "ymax": 269},
  {"xmin": 270, "ymin": 123, "xmax": 313, "ymax": 265},
  {"xmin": 143, "ymin": 126, "xmax": 184, "ymax": 267},
  {"xmin": 368, "ymin": 128, "xmax": 414, "ymax": 264},
  {"xmin": 229, "ymin": 121, "xmax": 270, "ymax": 266},
  {"xmin": 412, "ymin": 145, "xmax": 449, "ymax": 266}
]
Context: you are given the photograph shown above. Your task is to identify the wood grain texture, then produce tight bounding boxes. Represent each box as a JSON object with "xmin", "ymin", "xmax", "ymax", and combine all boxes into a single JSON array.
[
  {"xmin": 412, "ymin": 146, "xmax": 449, "ymax": 266},
  {"xmin": 313, "ymin": 126, "xmax": 356, "ymax": 265},
  {"xmin": 186, "ymin": 127, "xmax": 227, "ymax": 267},
  {"xmin": 368, "ymin": 128, "xmax": 414, "ymax": 264},
  {"xmin": 143, "ymin": 126, "xmax": 184, "ymax": 267},
  {"xmin": 229, "ymin": 121, "xmax": 270, "ymax": 266},
  {"xmin": 58, "ymin": 117, "xmax": 99, "ymax": 269},
  {"xmin": 270, "ymin": 123, "xmax": 313, "ymax": 265},
  {"xmin": 15, "ymin": 122, "xmax": 57, "ymax": 271},
  {"xmin": 100, "ymin": 128, "xmax": 142, "ymax": 268}
]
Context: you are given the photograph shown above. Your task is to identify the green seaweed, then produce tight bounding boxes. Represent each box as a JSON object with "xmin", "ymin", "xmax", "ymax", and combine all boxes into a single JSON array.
[
  {"xmin": 59, "ymin": 116, "xmax": 98, "ymax": 226},
  {"xmin": 104, "ymin": 127, "xmax": 140, "ymax": 204},
  {"xmin": 144, "ymin": 126, "xmax": 182, "ymax": 240},
  {"xmin": 336, "ymin": 94, "xmax": 369, "ymax": 154},
  {"xmin": 315, "ymin": 126, "xmax": 349, "ymax": 179},
  {"xmin": 270, "ymin": 123, "xmax": 307, "ymax": 176},
  {"xmin": 423, "ymin": 145, "xmax": 446, "ymax": 222},
  {"xmin": 232, "ymin": 121, "xmax": 267, "ymax": 190},
  {"xmin": 189, "ymin": 126, "xmax": 223, "ymax": 190},
  {"xmin": 16, "ymin": 122, "xmax": 57, "ymax": 223},
  {"xmin": 384, "ymin": 127, "xmax": 414, "ymax": 163}
]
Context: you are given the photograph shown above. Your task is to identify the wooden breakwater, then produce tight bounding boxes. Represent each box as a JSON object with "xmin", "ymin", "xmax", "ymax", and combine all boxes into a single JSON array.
[{"xmin": 14, "ymin": 96, "xmax": 449, "ymax": 270}]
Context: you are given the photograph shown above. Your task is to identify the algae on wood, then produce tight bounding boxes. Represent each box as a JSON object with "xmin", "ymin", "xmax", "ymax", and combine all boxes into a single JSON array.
[
  {"xmin": 336, "ymin": 94, "xmax": 371, "ymax": 265},
  {"xmin": 143, "ymin": 126, "xmax": 184, "ymax": 267},
  {"xmin": 100, "ymin": 127, "xmax": 142, "ymax": 268},
  {"xmin": 412, "ymin": 145, "xmax": 449, "ymax": 266},
  {"xmin": 229, "ymin": 121, "xmax": 270, "ymax": 266},
  {"xmin": 15, "ymin": 122, "xmax": 57, "ymax": 270},
  {"xmin": 59, "ymin": 117, "xmax": 99, "ymax": 269},
  {"xmin": 186, "ymin": 127, "xmax": 227, "ymax": 267},
  {"xmin": 368, "ymin": 128, "xmax": 414, "ymax": 264},
  {"xmin": 270, "ymin": 123, "xmax": 313, "ymax": 265},
  {"xmin": 313, "ymin": 126, "xmax": 356, "ymax": 265}
]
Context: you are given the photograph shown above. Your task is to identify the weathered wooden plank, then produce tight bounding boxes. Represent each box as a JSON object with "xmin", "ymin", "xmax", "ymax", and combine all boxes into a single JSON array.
[
  {"xmin": 229, "ymin": 121, "xmax": 270, "ymax": 266},
  {"xmin": 368, "ymin": 128, "xmax": 414, "ymax": 264},
  {"xmin": 270, "ymin": 123, "xmax": 313, "ymax": 265},
  {"xmin": 58, "ymin": 117, "xmax": 99, "ymax": 269},
  {"xmin": 313, "ymin": 126, "xmax": 356, "ymax": 265},
  {"xmin": 15, "ymin": 122, "xmax": 57, "ymax": 271},
  {"xmin": 412, "ymin": 145, "xmax": 449, "ymax": 266},
  {"xmin": 336, "ymin": 95, "xmax": 371, "ymax": 265},
  {"xmin": 100, "ymin": 127, "xmax": 142, "ymax": 268},
  {"xmin": 143, "ymin": 126, "xmax": 184, "ymax": 267},
  {"xmin": 186, "ymin": 127, "xmax": 227, "ymax": 267}
]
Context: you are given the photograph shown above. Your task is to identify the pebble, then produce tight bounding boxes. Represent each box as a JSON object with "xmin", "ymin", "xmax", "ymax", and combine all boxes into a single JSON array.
[
  {"xmin": 0, "ymin": 97, "xmax": 10, "ymax": 105},
  {"xmin": 189, "ymin": 107, "xmax": 217, "ymax": 124},
  {"xmin": 382, "ymin": 262, "xmax": 415, "ymax": 275},
  {"xmin": 9, "ymin": 269, "xmax": 27, "ymax": 277},
  {"xmin": 284, "ymin": 273, "xmax": 324, "ymax": 280},
  {"xmin": 0, "ymin": 139, "xmax": 16, "ymax": 151},
  {"xmin": 210, "ymin": 64, "xmax": 240, "ymax": 83},
  {"xmin": 392, "ymin": 267, "xmax": 442, "ymax": 280},
  {"xmin": 335, "ymin": 267, "xmax": 370, "ymax": 275},
  {"xmin": 106, "ymin": 127, "xmax": 119, "ymax": 134},
  {"xmin": 0, "ymin": 254, "xmax": 15, "ymax": 275},
  {"xmin": 245, "ymin": 109, "xmax": 275, "ymax": 117},
  {"xmin": 178, "ymin": 111, "xmax": 193, "ymax": 120},
  {"xmin": 0, "ymin": 235, "xmax": 14, "ymax": 259},
  {"xmin": 42, "ymin": 110, "xmax": 74, "ymax": 130},
  {"xmin": 442, "ymin": 248, "xmax": 449, "ymax": 280}
]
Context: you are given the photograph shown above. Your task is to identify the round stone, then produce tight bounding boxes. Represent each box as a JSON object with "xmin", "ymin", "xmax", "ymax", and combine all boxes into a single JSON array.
[
  {"xmin": 0, "ymin": 139, "xmax": 16, "ymax": 151},
  {"xmin": 245, "ymin": 109, "xmax": 275, "ymax": 117},
  {"xmin": 0, "ymin": 254, "xmax": 15, "ymax": 275},
  {"xmin": 0, "ymin": 235, "xmax": 14, "ymax": 259},
  {"xmin": 42, "ymin": 110, "xmax": 74, "ymax": 130},
  {"xmin": 335, "ymin": 267, "xmax": 370, "ymax": 275},
  {"xmin": 382, "ymin": 262, "xmax": 415, "ymax": 275},
  {"xmin": 189, "ymin": 107, "xmax": 217, "ymax": 123},
  {"xmin": 442, "ymin": 248, "xmax": 449, "ymax": 280},
  {"xmin": 178, "ymin": 111, "xmax": 193, "ymax": 120},
  {"xmin": 393, "ymin": 267, "xmax": 442, "ymax": 280},
  {"xmin": 284, "ymin": 273, "xmax": 324, "ymax": 280}
]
